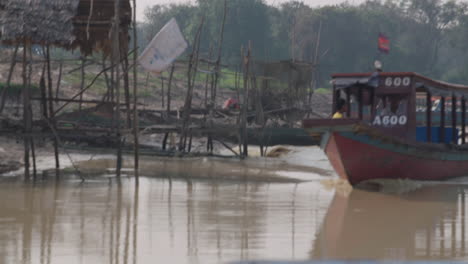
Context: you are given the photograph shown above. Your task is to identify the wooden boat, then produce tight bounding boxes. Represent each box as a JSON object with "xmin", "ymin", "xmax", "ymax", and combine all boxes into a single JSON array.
[{"xmin": 304, "ymin": 72, "xmax": 468, "ymax": 185}]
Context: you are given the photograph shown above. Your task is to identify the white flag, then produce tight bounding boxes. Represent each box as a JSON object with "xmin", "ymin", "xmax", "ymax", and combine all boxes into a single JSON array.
[{"xmin": 138, "ymin": 18, "xmax": 188, "ymax": 73}]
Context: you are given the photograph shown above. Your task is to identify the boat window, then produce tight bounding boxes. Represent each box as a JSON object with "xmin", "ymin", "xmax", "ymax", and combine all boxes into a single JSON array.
[
  {"xmin": 373, "ymin": 95, "xmax": 408, "ymax": 127},
  {"xmin": 345, "ymin": 87, "xmax": 373, "ymax": 121}
]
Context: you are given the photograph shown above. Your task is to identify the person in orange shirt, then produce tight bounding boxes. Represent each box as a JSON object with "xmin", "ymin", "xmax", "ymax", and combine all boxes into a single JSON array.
[{"xmin": 332, "ymin": 99, "xmax": 348, "ymax": 119}]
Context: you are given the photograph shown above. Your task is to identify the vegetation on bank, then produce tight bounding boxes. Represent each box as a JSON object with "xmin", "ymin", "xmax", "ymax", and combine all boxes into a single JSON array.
[{"xmin": 138, "ymin": 0, "xmax": 468, "ymax": 87}]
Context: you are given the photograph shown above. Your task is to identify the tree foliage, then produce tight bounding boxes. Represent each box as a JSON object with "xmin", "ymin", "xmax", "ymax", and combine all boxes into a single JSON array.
[{"xmin": 139, "ymin": 0, "xmax": 468, "ymax": 87}]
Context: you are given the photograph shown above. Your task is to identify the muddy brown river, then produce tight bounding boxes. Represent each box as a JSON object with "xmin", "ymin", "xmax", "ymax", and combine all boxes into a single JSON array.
[{"xmin": 2, "ymin": 148, "xmax": 468, "ymax": 263}]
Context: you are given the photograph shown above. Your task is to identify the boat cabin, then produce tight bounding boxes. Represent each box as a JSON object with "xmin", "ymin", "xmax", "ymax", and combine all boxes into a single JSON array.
[{"xmin": 330, "ymin": 72, "xmax": 468, "ymax": 144}]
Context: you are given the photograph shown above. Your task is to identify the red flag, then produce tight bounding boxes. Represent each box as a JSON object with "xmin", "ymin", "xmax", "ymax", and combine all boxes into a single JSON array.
[{"xmin": 378, "ymin": 33, "xmax": 390, "ymax": 54}]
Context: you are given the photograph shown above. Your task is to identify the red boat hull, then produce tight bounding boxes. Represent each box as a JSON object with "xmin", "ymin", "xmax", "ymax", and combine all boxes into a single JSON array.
[{"xmin": 324, "ymin": 131, "xmax": 468, "ymax": 185}]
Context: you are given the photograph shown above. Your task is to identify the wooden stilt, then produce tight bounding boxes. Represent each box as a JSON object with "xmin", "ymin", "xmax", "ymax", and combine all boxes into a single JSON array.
[
  {"xmin": 132, "ymin": 0, "xmax": 140, "ymax": 183},
  {"xmin": 122, "ymin": 56, "xmax": 132, "ymax": 128},
  {"xmin": 0, "ymin": 45, "xmax": 19, "ymax": 115},
  {"xmin": 79, "ymin": 57, "xmax": 85, "ymax": 111},
  {"xmin": 22, "ymin": 41, "xmax": 31, "ymax": 180},
  {"xmin": 30, "ymin": 138, "xmax": 37, "ymax": 180},
  {"xmin": 46, "ymin": 46, "xmax": 60, "ymax": 172},
  {"xmin": 113, "ymin": 0, "xmax": 123, "ymax": 180}
]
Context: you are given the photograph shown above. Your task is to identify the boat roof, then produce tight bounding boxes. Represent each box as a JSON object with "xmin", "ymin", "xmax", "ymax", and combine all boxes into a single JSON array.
[{"xmin": 332, "ymin": 72, "xmax": 468, "ymax": 97}]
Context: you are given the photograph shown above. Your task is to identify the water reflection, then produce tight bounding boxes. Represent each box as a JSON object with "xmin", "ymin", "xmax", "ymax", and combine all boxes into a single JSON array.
[
  {"xmin": 1, "ymin": 178, "xmax": 468, "ymax": 263},
  {"xmin": 313, "ymin": 184, "xmax": 467, "ymax": 261}
]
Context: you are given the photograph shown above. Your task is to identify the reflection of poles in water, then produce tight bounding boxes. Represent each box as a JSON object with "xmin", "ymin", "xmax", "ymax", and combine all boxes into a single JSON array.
[
  {"xmin": 168, "ymin": 178, "xmax": 174, "ymax": 249},
  {"xmin": 124, "ymin": 188, "xmax": 131, "ymax": 264},
  {"xmin": 312, "ymin": 186, "xmax": 464, "ymax": 260},
  {"xmin": 115, "ymin": 185, "xmax": 123, "ymax": 264},
  {"xmin": 186, "ymin": 180, "xmax": 195, "ymax": 257},
  {"xmin": 104, "ymin": 181, "xmax": 113, "ymax": 264},
  {"xmin": 80, "ymin": 184, "xmax": 84, "ymax": 264},
  {"xmin": 22, "ymin": 185, "xmax": 34, "ymax": 264},
  {"xmin": 210, "ymin": 181, "xmax": 222, "ymax": 261},
  {"xmin": 46, "ymin": 182, "xmax": 60, "ymax": 264},
  {"xmin": 241, "ymin": 182, "xmax": 248, "ymax": 259},
  {"xmin": 426, "ymin": 227, "xmax": 431, "ymax": 257},
  {"xmin": 132, "ymin": 184, "xmax": 139, "ymax": 264},
  {"xmin": 291, "ymin": 183, "xmax": 298, "ymax": 259},
  {"xmin": 439, "ymin": 216, "xmax": 445, "ymax": 257},
  {"xmin": 462, "ymin": 190, "xmax": 466, "ymax": 256},
  {"xmin": 451, "ymin": 200, "xmax": 456, "ymax": 258}
]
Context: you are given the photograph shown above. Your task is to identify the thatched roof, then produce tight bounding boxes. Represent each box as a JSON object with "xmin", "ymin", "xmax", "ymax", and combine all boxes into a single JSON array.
[{"xmin": 0, "ymin": 0, "xmax": 131, "ymax": 55}]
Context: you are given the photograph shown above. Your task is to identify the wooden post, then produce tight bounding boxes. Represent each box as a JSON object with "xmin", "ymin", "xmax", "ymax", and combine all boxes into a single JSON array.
[
  {"xmin": 452, "ymin": 95, "xmax": 457, "ymax": 144},
  {"xmin": 122, "ymin": 56, "xmax": 132, "ymax": 128},
  {"xmin": 133, "ymin": 0, "xmax": 140, "ymax": 184},
  {"xmin": 440, "ymin": 96, "xmax": 446, "ymax": 143},
  {"xmin": 162, "ymin": 65, "xmax": 175, "ymax": 150},
  {"xmin": 179, "ymin": 17, "xmax": 204, "ymax": 152},
  {"xmin": 30, "ymin": 138, "xmax": 37, "ymax": 180},
  {"xmin": 161, "ymin": 72, "xmax": 165, "ymax": 108},
  {"xmin": 167, "ymin": 65, "xmax": 175, "ymax": 116},
  {"xmin": 55, "ymin": 61, "xmax": 63, "ymax": 101},
  {"xmin": 0, "ymin": 45, "xmax": 19, "ymax": 114},
  {"xmin": 207, "ymin": 0, "xmax": 228, "ymax": 154},
  {"xmin": 114, "ymin": 0, "xmax": 123, "ymax": 179},
  {"xmin": 426, "ymin": 92, "xmax": 432, "ymax": 142},
  {"xmin": 79, "ymin": 57, "xmax": 85, "ymax": 111},
  {"xmin": 462, "ymin": 97, "xmax": 466, "ymax": 144},
  {"xmin": 309, "ymin": 20, "xmax": 322, "ymax": 106},
  {"xmin": 40, "ymin": 73, "xmax": 48, "ymax": 119},
  {"xmin": 46, "ymin": 46, "xmax": 60, "ymax": 172},
  {"xmin": 242, "ymin": 44, "xmax": 251, "ymax": 157},
  {"xmin": 22, "ymin": 41, "xmax": 30, "ymax": 180}
]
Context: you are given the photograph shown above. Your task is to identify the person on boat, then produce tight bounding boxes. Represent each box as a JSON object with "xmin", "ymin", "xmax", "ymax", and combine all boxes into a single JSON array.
[{"xmin": 333, "ymin": 99, "xmax": 348, "ymax": 119}]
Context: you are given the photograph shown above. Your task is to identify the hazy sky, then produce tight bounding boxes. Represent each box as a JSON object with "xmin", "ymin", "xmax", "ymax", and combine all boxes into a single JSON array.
[{"xmin": 136, "ymin": 0, "xmax": 365, "ymax": 21}]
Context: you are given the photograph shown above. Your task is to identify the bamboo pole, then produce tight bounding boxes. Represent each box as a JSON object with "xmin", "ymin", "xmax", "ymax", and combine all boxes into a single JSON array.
[
  {"xmin": 241, "ymin": 44, "xmax": 251, "ymax": 157},
  {"xmin": 162, "ymin": 65, "xmax": 175, "ymax": 150},
  {"xmin": 0, "ymin": 45, "xmax": 19, "ymax": 115},
  {"xmin": 179, "ymin": 17, "xmax": 204, "ymax": 151},
  {"xmin": 132, "ymin": 0, "xmax": 140, "ymax": 183},
  {"xmin": 79, "ymin": 57, "xmax": 86, "ymax": 111},
  {"xmin": 40, "ymin": 67, "xmax": 48, "ymax": 119},
  {"xmin": 122, "ymin": 56, "xmax": 132, "ymax": 128},
  {"xmin": 27, "ymin": 44, "xmax": 36, "ymax": 180},
  {"xmin": 55, "ymin": 61, "xmax": 63, "ymax": 101},
  {"xmin": 22, "ymin": 41, "xmax": 31, "ymax": 180},
  {"xmin": 207, "ymin": 0, "xmax": 228, "ymax": 154},
  {"xmin": 161, "ymin": 73, "xmax": 165, "ymax": 108},
  {"xmin": 30, "ymin": 138, "xmax": 37, "ymax": 180},
  {"xmin": 113, "ymin": 0, "xmax": 123, "ymax": 179},
  {"xmin": 309, "ymin": 20, "xmax": 322, "ymax": 106},
  {"xmin": 53, "ymin": 55, "xmax": 134, "ymax": 116},
  {"xmin": 46, "ymin": 46, "xmax": 60, "ymax": 172}
]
